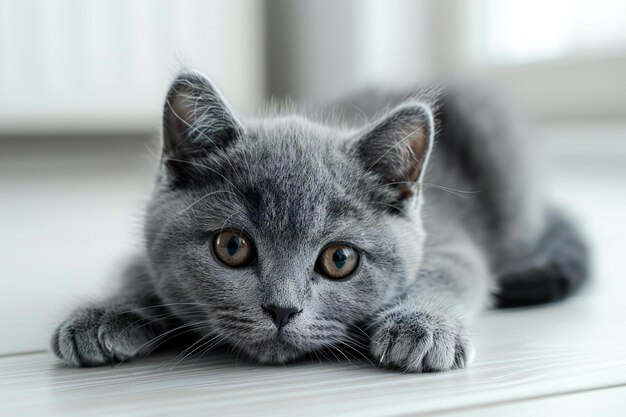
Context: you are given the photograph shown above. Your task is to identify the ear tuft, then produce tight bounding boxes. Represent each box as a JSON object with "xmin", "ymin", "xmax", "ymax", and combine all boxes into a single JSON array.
[{"xmin": 354, "ymin": 102, "xmax": 434, "ymax": 201}]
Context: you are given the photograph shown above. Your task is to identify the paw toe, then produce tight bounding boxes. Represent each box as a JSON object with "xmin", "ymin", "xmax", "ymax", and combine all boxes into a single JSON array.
[
  {"xmin": 52, "ymin": 308, "xmax": 111, "ymax": 367},
  {"xmin": 452, "ymin": 334, "xmax": 472, "ymax": 369}
]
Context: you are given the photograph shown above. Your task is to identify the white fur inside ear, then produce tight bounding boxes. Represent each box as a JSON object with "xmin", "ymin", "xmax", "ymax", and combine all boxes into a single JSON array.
[{"xmin": 168, "ymin": 90, "xmax": 197, "ymax": 127}]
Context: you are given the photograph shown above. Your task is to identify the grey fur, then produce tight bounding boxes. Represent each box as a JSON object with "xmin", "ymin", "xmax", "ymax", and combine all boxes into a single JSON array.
[{"xmin": 51, "ymin": 72, "xmax": 588, "ymax": 371}]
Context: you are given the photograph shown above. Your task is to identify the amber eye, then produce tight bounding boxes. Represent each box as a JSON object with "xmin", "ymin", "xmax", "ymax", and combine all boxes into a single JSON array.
[
  {"xmin": 316, "ymin": 244, "xmax": 360, "ymax": 279},
  {"xmin": 213, "ymin": 230, "xmax": 256, "ymax": 267}
]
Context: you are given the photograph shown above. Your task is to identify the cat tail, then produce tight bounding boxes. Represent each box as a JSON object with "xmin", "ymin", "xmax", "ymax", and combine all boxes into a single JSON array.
[{"xmin": 495, "ymin": 209, "xmax": 590, "ymax": 308}]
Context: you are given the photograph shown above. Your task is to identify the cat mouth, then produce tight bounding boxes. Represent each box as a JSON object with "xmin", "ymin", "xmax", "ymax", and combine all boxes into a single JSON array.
[
  {"xmin": 263, "ymin": 331, "xmax": 298, "ymax": 349},
  {"xmin": 251, "ymin": 342, "xmax": 305, "ymax": 364},
  {"xmin": 236, "ymin": 331, "xmax": 309, "ymax": 364},
  {"xmin": 271, "ymin": 331, "xmax": 290, "ymax": 342}
]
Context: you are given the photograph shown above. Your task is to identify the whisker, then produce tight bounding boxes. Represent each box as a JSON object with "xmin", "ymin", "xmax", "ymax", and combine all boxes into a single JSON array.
[
  {"xmin": 118, "ymin": 302, "xmax": 211, "ymax": 315},
  {"xmin": 165, "ymin": 156, "xmax": 246, "ymax": 200},
  {"xmin": 114, "ymin": 321, "xmax": 207, "ymax": 368},
  {"xmin": 167, "ymin": 331, "xmax": 221, "ymax": 368},
  {"xmin": 328, "ymin": 335, "xmax": 374, "ymax": 367},
  {"xmin": 108, "ymin": 310, "xmax": 194, "ymax": 346},
  {"xmin": 346, "ymin": 322, "xmax": 374, "ymax": 343},
  {"xmin": 331, "ymin": 344, "xmax": 354, "ymax": 366},
  {"xmin": 142, "ymin": 325, "xmax": 211, "ymax": 364},
  {"xmin": 196, "ymin": 331, "xmax": 235, "ymax": 361},
  {"xmin": 219, "ymin": 211, "xmax": 244, "ymax": 236},
  {"xmin": 424, "ymin": 182, "xmax": 481, "ymax": 199},
  {"xmin": 368, "ymin": 201, "xmax": 412, "ymax": 218},
  {"xmin": 364, "ymin": 125, "xmax": 425, "ymax": 175},
  {"xmin": 178, "ymin": 190, "xmax": 241, "ymax": 214}
]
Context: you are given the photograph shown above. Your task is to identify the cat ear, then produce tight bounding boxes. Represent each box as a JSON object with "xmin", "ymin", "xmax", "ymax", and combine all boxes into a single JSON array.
[
  {"xmin": 162, "ymin": 71, "xmax": 243, "ymax": 159},
  {"xmin": 353, "ymin": 102, "xmax": 434, "ymax": 201}
]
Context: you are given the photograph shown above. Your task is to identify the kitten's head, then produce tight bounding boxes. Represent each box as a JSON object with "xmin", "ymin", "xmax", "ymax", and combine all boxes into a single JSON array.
[{"xmin": 145, "ymin": 72, "xmax": 434, "ymax": 363}]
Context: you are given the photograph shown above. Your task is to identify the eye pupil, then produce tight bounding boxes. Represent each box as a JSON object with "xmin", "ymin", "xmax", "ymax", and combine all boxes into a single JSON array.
[
  {"xmin": 333, "ymin": 249, "xmax": 347, "ymax": 269},
  {"xmin": 227, "ymin": 236, "xmax": 241, "ymax": 256}
]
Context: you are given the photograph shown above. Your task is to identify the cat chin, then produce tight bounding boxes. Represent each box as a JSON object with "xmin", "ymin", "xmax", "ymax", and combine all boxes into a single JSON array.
[{"xmin": 238, "ymin": 339, "xmax": 307, "ymax": 364}]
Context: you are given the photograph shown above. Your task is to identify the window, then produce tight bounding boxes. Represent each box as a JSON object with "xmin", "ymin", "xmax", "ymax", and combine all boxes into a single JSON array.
[{"xmin": 475, "ymin": 0, "xmax": 626, "ymax": 66}]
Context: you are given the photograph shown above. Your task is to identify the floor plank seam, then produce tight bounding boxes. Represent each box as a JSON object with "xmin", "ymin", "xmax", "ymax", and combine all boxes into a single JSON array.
[{"xmin": 0, "ymin": 350, "xmax": 48, "ymax": 359}]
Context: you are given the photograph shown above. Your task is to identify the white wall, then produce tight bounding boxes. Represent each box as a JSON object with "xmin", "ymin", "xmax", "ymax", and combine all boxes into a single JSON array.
[
  {"xmin": 265, "ymin": 0, "xmax": 433, "ymax": 102},
  {"xmin": 264, "ymin": 0, "xmax": 626, "ymax": 121},
  {"xmin": 0, "ymin": 0, "xmax": 265, "ymax": 134},
  {"xmin": 428, "ymin": 0, "xmax": 626, "ymax": 122},
  {"xmin": 0, "ymin": 135, "xmax": 157, "ymax": 354}
]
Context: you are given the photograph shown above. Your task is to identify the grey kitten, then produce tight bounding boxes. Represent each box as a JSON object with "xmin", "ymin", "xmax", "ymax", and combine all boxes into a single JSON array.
[{"xmin": 51, "ymin": 71, "xmax": 588, "ymax": 372}]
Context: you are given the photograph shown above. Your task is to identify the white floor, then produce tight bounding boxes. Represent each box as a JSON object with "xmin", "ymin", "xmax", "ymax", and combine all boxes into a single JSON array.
[{"xmin": 1, "ymin": 125, "xmax": 625, "ymax": 416}]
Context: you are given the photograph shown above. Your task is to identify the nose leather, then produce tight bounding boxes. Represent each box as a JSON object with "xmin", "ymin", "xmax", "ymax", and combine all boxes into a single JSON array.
[{"xmin": 262, "ymin": 305, "xmax": 301, "ymax": 330}]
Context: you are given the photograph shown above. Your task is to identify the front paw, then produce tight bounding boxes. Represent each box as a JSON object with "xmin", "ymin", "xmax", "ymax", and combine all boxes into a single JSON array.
[
  {"xmin": 370, "ymin": 308, "xmax": 472, "ymax": 372},
  {"xmin": 51, "ymin": 306, "xmax": 162, "ymax": 367}
]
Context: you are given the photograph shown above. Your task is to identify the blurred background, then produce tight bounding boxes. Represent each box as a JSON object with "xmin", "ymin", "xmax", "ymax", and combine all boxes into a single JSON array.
[{"xmin": 1, "ymin": 0, "xmax": 625, "ymax": 355}]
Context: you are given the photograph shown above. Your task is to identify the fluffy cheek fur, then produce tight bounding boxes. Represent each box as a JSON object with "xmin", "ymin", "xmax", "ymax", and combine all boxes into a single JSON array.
[{"xmin": 385, "ymin": 205, "xmax": 426, "ymax": 289}]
